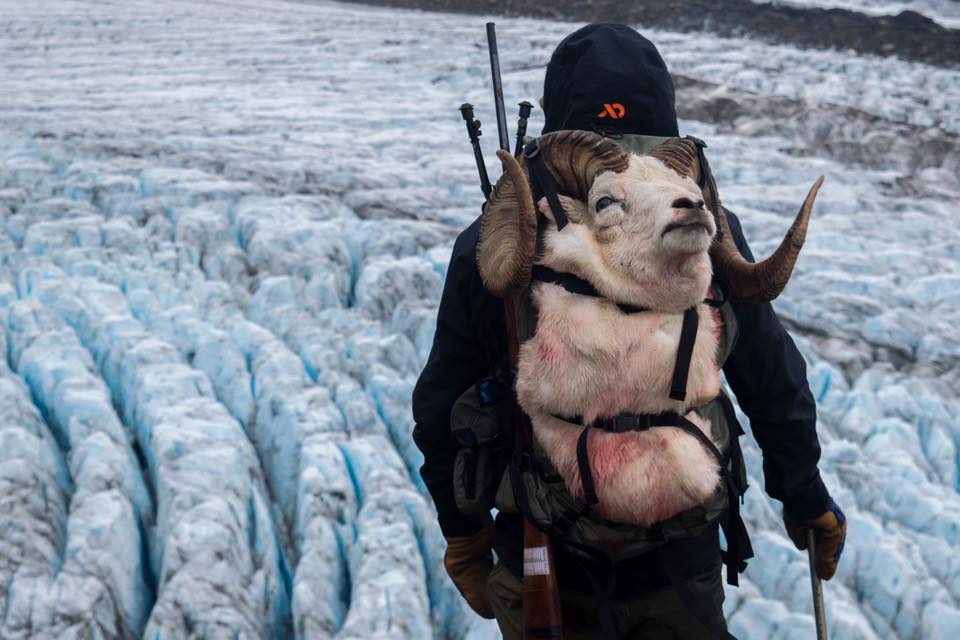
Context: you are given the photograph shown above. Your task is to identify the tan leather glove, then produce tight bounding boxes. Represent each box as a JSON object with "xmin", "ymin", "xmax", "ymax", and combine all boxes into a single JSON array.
[
  {"xmin": 444, "ymin": 530, "xmax": 495, "ymax": 618},
  {"xmin": 783, "ymin": 500, "xmax": 847, "ymax": 580}
]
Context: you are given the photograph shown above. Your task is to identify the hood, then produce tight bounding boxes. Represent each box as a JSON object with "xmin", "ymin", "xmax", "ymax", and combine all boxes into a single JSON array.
[{"xmin": 542, "ymin": 23, "xmax": 679, "ymax": 138}]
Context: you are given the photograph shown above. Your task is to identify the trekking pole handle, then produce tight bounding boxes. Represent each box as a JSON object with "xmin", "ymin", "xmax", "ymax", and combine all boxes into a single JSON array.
[
  {"xmin": 807, "ymin": 529, "xmax": 829, "ymax": 640},
  {"xmin": 514, "ymin": 100, "xmax": 533, "ymax": 157},
  {"xmin": 459, "ymin": 103, "xmax": 492, "ymax": 199}
]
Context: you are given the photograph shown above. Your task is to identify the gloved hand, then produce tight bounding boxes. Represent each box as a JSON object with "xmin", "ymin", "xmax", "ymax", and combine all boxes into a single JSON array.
[
  {"xmin": 783, "ymin": 499, "xmax": 847, "ymax": 580},
  {"xmin": 444, "ymin": 529, "xmax": 495, "ymax": 618}
]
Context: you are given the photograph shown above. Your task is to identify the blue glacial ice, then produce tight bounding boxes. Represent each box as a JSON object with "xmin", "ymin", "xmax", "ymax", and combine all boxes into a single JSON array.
[{"xmin": 0, "ymin": 0, "xmax": 957, "ymax": 638}]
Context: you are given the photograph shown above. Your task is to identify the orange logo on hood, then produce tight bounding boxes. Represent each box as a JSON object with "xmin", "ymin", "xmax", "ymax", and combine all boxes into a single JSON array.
[{"xmin": 597, "ymin": 103, "xmax": 626, "ymax": 119}]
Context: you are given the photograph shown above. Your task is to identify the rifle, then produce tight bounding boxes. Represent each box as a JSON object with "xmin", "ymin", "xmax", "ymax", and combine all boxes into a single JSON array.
[
  {"xmin": 503, "ymin": 297, "xmax": 564, "ymax": 639},
  {"xmin": 486, "ymin": 22, "xmax": 564, "ymax": 640},
  {"xmin": 486, "ymin": 23, "xmax": 510, "ymax": 153}
]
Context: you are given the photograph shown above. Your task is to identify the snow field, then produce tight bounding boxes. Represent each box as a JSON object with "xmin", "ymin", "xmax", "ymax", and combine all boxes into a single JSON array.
[{"xmin": 0, "ymin": 0, "xmax": 958, "ymax": 638}]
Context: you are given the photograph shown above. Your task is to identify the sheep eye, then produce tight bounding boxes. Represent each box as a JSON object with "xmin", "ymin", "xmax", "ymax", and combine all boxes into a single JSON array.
[{"xmin": 596, "ymin": 196, "xmax": 615, "ymax": 212}]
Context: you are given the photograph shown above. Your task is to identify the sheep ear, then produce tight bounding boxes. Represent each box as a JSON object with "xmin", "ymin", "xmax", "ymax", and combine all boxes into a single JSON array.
[{"xmin": 537, "ymin": 195, "xmax": 587, "ymax": 225}]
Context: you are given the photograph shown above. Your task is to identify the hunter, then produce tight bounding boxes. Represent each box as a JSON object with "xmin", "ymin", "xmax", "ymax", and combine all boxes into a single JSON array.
[{"xmin": 413, "ymin": 23, "xmax": 847, "ymax": 639}]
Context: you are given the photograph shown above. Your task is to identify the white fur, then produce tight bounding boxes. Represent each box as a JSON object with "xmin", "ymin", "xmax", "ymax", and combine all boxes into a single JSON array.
[
  {"xmin": 531, "ymin": 412, "xmax": 721, "ymax": 526},
  {"xmin": 519, "ymin": 154, "xmax": 724, "ymax": 525},
  {"xmin": 539, "ymin": 155, "xmax": 715, "ymax": 313},
  {"xmin": 517, "ymin": 283, "xmax": 722, "ymax": 422}
]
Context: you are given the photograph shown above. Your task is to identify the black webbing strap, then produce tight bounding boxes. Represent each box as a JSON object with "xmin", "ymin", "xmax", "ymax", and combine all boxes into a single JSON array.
[
  {"xmin": 686, "ymin": 135, "xmax": 723, "ymax": 243},
  {"xmin": 531, "ymin": 265, "xmax": 649, "ymax": 315},
  {"xmin": 716, "ymin": 392, "xmax": 753, "ymax": 586},
  {"xmin": 703, "ymin": 281, "xmax": 728, "ymax": 308},
  {"xmin": 524, "ymin": 140, "xmax": 569, "ymax": 230},
  {"xmin": 572, "ymin": 412, "xmax": 727, "ymax": 516},
  {"xmin": 720, "ymin": 472, "xmax": 752, "ymax": 587},
  {"xmin": 510, "ymin": 448, "xmax": 533, "ymax": 518},
  {"xmin": 524, "ymin": 626, "xmax": 564, "ymax": 638},
  {"xmin": 672, "ymin": 402, "xmax": 754, "ymax": 586},
  {"xmin": 716, "ymin": 391, "xmax": 747, "ymax": 486},
  {"xmin": 656, "ymin": 543, "xmax": 738, "ymax": 640},
  {"xmin": 553, "ymin": 503, "xmax": 591, "ymax": 536},
  {"xmin": 667, "ymin": 413, "xmax": 726, "ymax": 464},
  {"xmin": 576, "ymin": 428, "xmax": 600, "ymax": 506},
  {"xmin": 669, "ymin": 307, "xmax": 700, "ymax": 402}
]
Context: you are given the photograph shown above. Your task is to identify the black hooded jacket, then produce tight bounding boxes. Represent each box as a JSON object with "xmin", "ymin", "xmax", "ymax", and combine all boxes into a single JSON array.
[
  {"xmin": 542, "ymin": 24, "xmax": 679, "ymax": 138},
  {"xmin": 413, "ymin": 23, "xmax": 831, "ymax": 592}
]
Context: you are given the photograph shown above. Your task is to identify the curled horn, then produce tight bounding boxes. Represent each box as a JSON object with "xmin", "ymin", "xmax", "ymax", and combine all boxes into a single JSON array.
[
  {"xmin": 650, "ymin": 138, "xmax": 823, "ymax": 304},
  {"xmin": 476, "ymin": 130, "xmax": 629, "ymax": 297},
  {"xmin": 713, "ymin": 177, "xmax": 823, "ymax": 303},
  {"xmin": 476, "ymin": 148, "xmax": 538, "ymax": 298}
]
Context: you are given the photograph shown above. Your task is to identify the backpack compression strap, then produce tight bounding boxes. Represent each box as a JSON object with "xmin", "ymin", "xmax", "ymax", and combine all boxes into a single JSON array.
[
  {"xmin": 524, "ymin": 139, "xmax": 569, "ymax": 230},
  {"xmin": 530, "ymin": 267, "xmax": 700, "ymax": 399},
  {"xmin": 568, "ymin": 404, "xmax": 752, "ymax": 587},
  {"xmin": 669, "ymin": 307, "xmax": 699, "ymax": 402},
  {"xmin": 572, "ymin": 411, "xmax": 725, "ymax": 508},
  {"xmin": 685, "ymin": 135, "xmax": 723, "ymax": 243},
  {"xmin": 531, "ymin": 265, "xmax": 650, "ymax": 315}
]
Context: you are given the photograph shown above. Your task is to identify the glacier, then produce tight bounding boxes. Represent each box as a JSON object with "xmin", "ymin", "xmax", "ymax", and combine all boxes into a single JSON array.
[{"xmin": 0, "ymin": 0, "xmax": 958, "ymax": 638}]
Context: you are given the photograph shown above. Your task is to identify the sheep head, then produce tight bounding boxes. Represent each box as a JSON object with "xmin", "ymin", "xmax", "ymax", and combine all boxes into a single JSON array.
[
  {"xmin": 476, "ymin": 130, "xmax": 629, "ymax": 298},
  {"xmin": 539, "ymin": 153, "xmax": 717, "ymax": 312},
  {"xmin": 476, "ymin": 130, "xmax": 821, "ymax": 309}
]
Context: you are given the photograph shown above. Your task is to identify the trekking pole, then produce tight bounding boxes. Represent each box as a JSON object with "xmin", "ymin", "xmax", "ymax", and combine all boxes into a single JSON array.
[
  {"xmin": 486, "ymin": 22, "xmax": 510, "ymax": 152},
  {"xmin": 807, "ymin": 529, "xmax": 829, "ymax": 640},
  {"xmin": 459, "ymin": 103, "xmax": 492, "ymax": 200},
  {"xmin": 514, "ymin": 100, "xmax": 533, "ymax": 157}
]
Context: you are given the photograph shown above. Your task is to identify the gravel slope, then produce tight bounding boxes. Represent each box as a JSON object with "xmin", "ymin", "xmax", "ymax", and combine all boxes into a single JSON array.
[{"xmin": 345, "ymin": 0, "xmax": 960, "ymax": 68}]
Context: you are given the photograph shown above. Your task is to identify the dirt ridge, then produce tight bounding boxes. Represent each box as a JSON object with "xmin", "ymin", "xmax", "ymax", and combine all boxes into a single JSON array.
[{"xmin": 346, "ymin": 0, "xmax": 960, "ymax": 69}]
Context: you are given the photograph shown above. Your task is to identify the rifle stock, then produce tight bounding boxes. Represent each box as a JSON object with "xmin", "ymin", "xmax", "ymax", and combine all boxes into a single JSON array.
[{"xmin": 504, "ymin": 297, "xmax": 564, "ymax": 639}]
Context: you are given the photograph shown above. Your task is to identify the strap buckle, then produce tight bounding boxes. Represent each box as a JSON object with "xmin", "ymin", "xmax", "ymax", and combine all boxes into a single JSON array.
[
  {"xmin": 523, "ymin": 139, "xmax": 541, "ymax": 159},
  {"xmin": 615, "ymin": 414, "xmax": 651, "ymax": 432},
  {"xmin": 594, "ymin": 413, "xmax": 653, "ymax": 433}
]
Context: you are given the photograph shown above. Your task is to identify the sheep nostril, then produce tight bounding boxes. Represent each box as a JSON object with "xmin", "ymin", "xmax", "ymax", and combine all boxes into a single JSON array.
[{"xmin": 671, "ymin": 197, "xmax": 698, "ymax": 209}]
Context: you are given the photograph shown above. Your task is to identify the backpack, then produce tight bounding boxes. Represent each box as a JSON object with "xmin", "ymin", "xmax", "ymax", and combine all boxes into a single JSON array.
[{"xmin": 450, "ymin": 134, "xmax": 754, "ymax": 585}]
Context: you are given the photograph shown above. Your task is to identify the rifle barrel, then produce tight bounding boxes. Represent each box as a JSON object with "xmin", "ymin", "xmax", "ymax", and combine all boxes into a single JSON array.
[{"xmin": 486, "ymin": 22, "xmax": 510, "ymax": 152}]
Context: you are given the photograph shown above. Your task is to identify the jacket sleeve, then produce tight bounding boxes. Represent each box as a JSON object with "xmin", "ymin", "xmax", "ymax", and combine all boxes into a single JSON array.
[
  {"xmin": 412, "ymin": 222, "xmax": 491, "ymax": 537},
  {"xmin": 721, "ymin": 210, "xmax": 833, "ymax": 520}
]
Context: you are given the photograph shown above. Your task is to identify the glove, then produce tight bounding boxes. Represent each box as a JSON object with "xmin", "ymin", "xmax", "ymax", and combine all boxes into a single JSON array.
[
  {"xmin": 444, "ymin": 529, "xmax": 495, "ymax": 618},
  {"xmin": 783, "ymin": 499, "xmax": 847, "ymax": 580}
]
